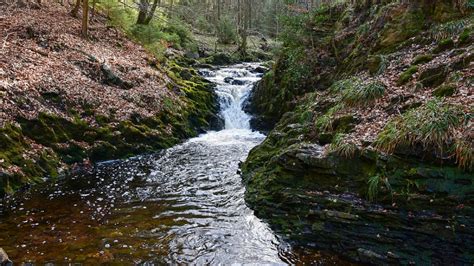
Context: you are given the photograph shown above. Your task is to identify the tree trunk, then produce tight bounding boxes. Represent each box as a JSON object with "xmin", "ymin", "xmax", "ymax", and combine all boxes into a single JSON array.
[
  {"xmin": 81, "ymin": 0, "xmax": 89, "ymax": 38},
  {"xmin": 137, "ymin": 0, "xmax": 149, "ymax": 25},
  {"xmin": 144, "ymin": 0, "xmax": 160, "ymax": 24},
  {"xmin": 71, "ymin": 0, "xmax": 81, "ymax": 17}
]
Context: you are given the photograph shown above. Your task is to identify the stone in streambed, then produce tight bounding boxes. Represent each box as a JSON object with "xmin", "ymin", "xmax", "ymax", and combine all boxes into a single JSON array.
[{"xmin": 0, "ymin": 248, "xmax": 12, "ymax": 266}]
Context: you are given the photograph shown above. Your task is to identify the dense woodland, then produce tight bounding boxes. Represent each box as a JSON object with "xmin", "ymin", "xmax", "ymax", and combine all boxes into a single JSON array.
[{"xmin": 0, "ymin": 0, "xmax": 473, "ymax": 264}]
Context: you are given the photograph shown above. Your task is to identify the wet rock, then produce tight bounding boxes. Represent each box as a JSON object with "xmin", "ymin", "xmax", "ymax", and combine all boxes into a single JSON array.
[
  {"xmin": 224, "ymin": 77, "xmax": 234, "ymax": 84},
  {"xmin": 231, "ymin": 79, "xmax": 246, "ymax": 86},
  {"xmin": 185, "ymin": 51, "xmax": 200, "ymax": 59},
  {"xmin": 197, "ymin": 69, "xmax": 216, "ymax": 77},
  {"xmin": 357, "ymin": 248, "xmax": 387, "ymax": 264},
  {"xmin": 0, "ymin": 248, "xmax": 12, "ymax": 266},
  {"xmin": 208, "ymin": 53, "xmax": 235, "ymax": 65},
  {"xmin": 251, "ymin": 66, "xmax": 268, "ymax": 74}
]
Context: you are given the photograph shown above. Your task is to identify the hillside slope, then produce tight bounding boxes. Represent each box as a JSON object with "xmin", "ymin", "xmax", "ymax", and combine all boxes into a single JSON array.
[
  {"xmin": 0, "ymin": 4, "xmax": 220, "ymax": 195},
  {"xmin": 242, "ymin": 1, "xmax": 473, "ymax": 264}
]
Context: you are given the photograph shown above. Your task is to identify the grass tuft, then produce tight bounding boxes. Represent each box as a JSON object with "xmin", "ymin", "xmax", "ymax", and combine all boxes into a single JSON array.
[
  {"xmin": 375, "ymin": 99, "xmax": 468, "ymax": 168},
  {"xmin": 328, "ymin": 133, "xmax": 358, "ymax": 158},
  {"xmin": 341, "ymin": 80, "xmax": 386, "ymax": 107},
  {"xmin": 455, "ymin": 138, "xmax": 473, "ymax": 171},
  {"xmin": 315, "ymin": 104, "xmax": 345, "ymax": 132}
]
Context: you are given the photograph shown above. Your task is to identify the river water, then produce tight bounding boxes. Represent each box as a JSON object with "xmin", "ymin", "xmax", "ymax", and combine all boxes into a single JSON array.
[{"xmin": 0, "ymin": 64, "xmax": 345, "ymax": 264}]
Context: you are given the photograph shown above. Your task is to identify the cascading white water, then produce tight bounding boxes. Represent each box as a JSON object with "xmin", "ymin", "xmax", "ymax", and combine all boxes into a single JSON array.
[
  {"xmin": 201, "ymin": 63, "xmax": 262, "ymax": 130},
  {"xmin": 1, "ymin": 63, "xmax": 311, "ymax": 265}
]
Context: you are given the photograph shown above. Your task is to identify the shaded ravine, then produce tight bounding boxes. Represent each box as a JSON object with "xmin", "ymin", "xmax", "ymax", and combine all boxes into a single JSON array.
[{"xmin": 0, "ymin": 64, "xmax": 347, "ymax": 264}]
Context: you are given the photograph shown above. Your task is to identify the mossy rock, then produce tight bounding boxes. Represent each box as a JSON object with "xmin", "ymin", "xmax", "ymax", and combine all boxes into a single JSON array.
[
  {"xmin": 419, "ymin": 65, "xmax": 448, "ymax": 88},
  {"xmin": 432, "ymin": 83, "xmax": 457, "ymax": 97},
  {"xmin": 206, "ymin": 53, "xmax": 236, "ymax": 65},
  {"xmin": 366, "ymin": 55, "xmax": 384, "ymax": 75},
  {"xmin": 397, "ymin": 66, "xmax": 418, "ymax": 85},
  {"xmin": 412, "ymin": 54, "xmax": 433, "ymax": 65},
  {"xmin": 376, "ymin": 7, "xmax": 426, "ymax": 52},
  {"xmin": 459, "ymin": 29, "xmax": 472, "ymax": 46},
  {"xmin": 433, "ymin": 39, "xmax": 455, "ymax": 54}
]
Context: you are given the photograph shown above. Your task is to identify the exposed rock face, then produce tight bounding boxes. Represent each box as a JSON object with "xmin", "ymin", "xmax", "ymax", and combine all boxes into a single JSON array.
[
  {"xmin": 242, "ymin": 1, "xmax": 473, "ymax": 264},
  {"xmin": 242, "ymin": 123, "xmax": 474, "ymax": 264}
]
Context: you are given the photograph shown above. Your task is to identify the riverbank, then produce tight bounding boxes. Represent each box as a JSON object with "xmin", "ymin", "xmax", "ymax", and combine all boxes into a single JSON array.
[
  {"xmin": 0, "ymin": 63, "xmax": 330, "ymax": 265},
  {"xmin": 0, "ymin": 3, "xmax": 222, "ymax": 195},
  {"xmin": 242, "ymin": 1, "xmax": 473, "ymax": 264}
]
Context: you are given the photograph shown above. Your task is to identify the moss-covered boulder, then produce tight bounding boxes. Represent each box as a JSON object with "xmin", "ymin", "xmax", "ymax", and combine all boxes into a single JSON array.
[
  {"xmin": 419, "ymin": 64, "xmax": 448, "ymax": 87},
  {"xmin": 432, "ymin": 83, "xmax": 457, "ymax": 97},
  {"xmin": 397, "ymin": 66, "xmax": 418, "ymax": 85},
  {"xmin": 412, "ymin": 54, "xmax": 434, "ymax": 65},
  {"xmin": 433, "ymin": 38, "xmax": 455, "ymax": 53}
]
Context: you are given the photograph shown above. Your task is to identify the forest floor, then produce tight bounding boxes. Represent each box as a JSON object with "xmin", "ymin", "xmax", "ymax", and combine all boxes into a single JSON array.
[
  {"xmin": 0, "ymin": 2, "xmax": 217, "ymax": 193},
  {"xmin": 0, "ymin": 4, "xmax": 176, "ymax": 127}
]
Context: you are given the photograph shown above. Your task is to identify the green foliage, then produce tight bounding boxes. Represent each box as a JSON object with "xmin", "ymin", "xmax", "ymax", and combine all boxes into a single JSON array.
[
  {"xmin": 375, "ymin": 99, "xmax": 466, "ymax": 164},
  {"xmin": 367, "ymin": 174, "xmax": 381, "ymax": 202},
  {"xmin": 397, "ymin": 66, "xmax": 418, "ymax": 85},
  {"xmin": 196, "ymin": 15, "xmax": 213, "ymax": 33},
  {"xmin": 97, "ymin": 0, "xmax": 194, "ymax": 59},
  {"xmin": 216, "ymin": 17, "xmax": 238, "ymax": 45},
  {"xmin": 315, "ymin": 103, "xmax": 344, "ymax": 132},
  {"xmin": 328, "ymin": 133, "xmax": 358, "ymax": 158}
]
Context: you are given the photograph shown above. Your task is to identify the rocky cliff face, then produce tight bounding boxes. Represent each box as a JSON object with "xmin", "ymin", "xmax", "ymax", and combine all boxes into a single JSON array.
[
  {"xmin": 242, "ymin": 1, "xmax": 473, "ymax": 264},
  {"xmin": 0, "ymin": 5, "xmax": 221, "ymax": 195}
]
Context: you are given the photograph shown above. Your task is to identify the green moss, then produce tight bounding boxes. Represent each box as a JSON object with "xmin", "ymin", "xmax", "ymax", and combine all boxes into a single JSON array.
[
  {"xmin": 366, "ymin": 55, "xmax": 386, "ymax": 75},
  {"xmin": 459, "ymin": 29, "xmax": 472, "ymax": 46},
  {"xmin": 377, "ymin": 7, "xmax": 426, "ymax": 52},
  {"xmin": 419, "ymin": 65, "xmax": 448, "ymax": 88},
  {"xmin": 433, "ymin": 38, "xmax": 455, "ymax": 53},
  {"xmin": 432, "ymin": 83, "xmax": 457, "ymax": 97},
  {"xmin": 412, "ymin": 54, "xmax": 433, "ymax": 65},
  {"xmin": 397, "ymin": 66, "xmax": 419, "ymax": 85}
]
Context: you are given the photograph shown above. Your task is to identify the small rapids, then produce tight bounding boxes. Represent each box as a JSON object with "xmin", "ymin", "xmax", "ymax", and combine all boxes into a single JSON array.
[{"xmin": 0, "ymin": 63, "xmax": 344, "ymax": 264}]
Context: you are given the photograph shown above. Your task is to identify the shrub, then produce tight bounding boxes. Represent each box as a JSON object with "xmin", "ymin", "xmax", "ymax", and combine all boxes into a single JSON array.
[{"xmin": 430, "ymin": 19, "xmax": 469, "ymax": 41}]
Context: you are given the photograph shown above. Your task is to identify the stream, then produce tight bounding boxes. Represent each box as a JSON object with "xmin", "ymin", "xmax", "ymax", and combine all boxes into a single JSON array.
[{"xmin": 0, "ymin": 63, "xmax": 346, "ymax": 264}]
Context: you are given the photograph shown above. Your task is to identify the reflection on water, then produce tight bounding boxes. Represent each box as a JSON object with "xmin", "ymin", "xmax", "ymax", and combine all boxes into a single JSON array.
[{"xmin": 0, "ymin": 64, "xmax": 349, "ymax": 265}]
